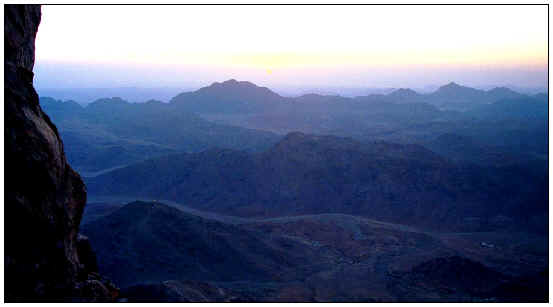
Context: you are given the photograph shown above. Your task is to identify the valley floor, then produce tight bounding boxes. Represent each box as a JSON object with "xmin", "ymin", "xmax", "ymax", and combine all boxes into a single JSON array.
[{"xmin": 82, "ymin": 196, "xmax": 548, "ymax": 303}]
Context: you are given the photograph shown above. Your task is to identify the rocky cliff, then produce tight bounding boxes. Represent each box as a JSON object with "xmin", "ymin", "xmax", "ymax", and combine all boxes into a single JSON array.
[{"xmin": 5, "ymin": 5, "xmax": 117, "ymax": 301}]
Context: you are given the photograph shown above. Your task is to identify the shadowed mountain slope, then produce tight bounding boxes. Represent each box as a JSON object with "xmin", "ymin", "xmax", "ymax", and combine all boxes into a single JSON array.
[
  {"xmin": 82, "ymin": 201, "xmax": 548, "ymax": 302},
  {"xmin": 86, "ymin": 132, "xmax": 547, "ymax": 232},
  {"xmin": 40, "ymin": 96, "xmax": 280, "ymax": 173},
  {"xmin": 81, "ymin": 201, "xmax": 328, "ymax": 288}
]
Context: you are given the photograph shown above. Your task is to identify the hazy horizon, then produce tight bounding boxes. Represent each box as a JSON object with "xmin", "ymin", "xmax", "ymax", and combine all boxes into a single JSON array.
[
  {"xmin": 36, "ymin": 78, "xmax": 547, "ymax": 105},
  {"xmin": 35, "ymin": 5, "xmax": 547, "ymax": 91}
]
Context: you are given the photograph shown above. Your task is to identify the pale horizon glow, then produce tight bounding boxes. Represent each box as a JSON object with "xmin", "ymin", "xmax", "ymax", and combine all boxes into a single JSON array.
[{"xmin": 35, "ymin": 5, "xmax": 548, "ymax": 90}]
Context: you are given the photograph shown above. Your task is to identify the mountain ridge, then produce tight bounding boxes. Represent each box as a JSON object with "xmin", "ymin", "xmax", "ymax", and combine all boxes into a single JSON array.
[{"xmin": 86, "ymin": 132, "xmax": 547, "ymax": 233}]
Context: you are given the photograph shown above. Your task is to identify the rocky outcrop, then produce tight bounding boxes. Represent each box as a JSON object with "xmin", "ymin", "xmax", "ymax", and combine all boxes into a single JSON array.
[{"xmin": 5, "ymin": 5, "xmax": 117, "ymax": 301}]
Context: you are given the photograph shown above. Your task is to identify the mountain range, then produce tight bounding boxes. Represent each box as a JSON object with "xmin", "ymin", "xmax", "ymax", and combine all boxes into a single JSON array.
[
  {"xmin": 86, "ymin": 132, "xmax": 547, "ymax": 233},
  {"xmin": 38, "ymin": 78, "xmax": 548, "ymax": 302},
  {"xmin": 40, "ymin": 96, "xmax": 280, "ymax": 173},
  {"xmin": 9, "ymin": 4, "xmax": 547, "ymax": 302},
  {"xmin": 169, "ymin": 80, "xmax": 534, "ymax": 113},
  {"xmin": 40, "ymin": 79, "xmax": 547, "ymax": 174}
]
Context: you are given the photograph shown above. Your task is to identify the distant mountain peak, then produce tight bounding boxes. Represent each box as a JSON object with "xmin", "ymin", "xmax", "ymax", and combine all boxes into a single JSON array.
[
  {"xmin": 439, "ymin": 82, "xmax": 462, "ymax": 90},
  {"xmin": 170, "ymin": 79, "xmax": 283, "ymax": 112},
  {"xmin": 198, "ymin": 79, "xmax": 276, "ymax": 95},
  {"xmin": 192, "ymin": 79, "xmax": 282, "ymax": 103},
  {"xmin": 210, "ymin": 79, "xmax": 256, "ymax": 89},
  {"xmin": 434, "ymin": 82, "xmax": 482, "ymax": 97},
  {"xmin": 224, "ymin": 78, "xmax": 238, "ymax": 83}
]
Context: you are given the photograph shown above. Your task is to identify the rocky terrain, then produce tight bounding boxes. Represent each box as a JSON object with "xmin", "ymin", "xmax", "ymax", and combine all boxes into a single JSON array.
[
  {"xmin": 86, "ymin": 132, "xmax": 547, "ymax": 233},
  {"xmin": 81, "ymin": 201, "xmax": 548, "ymax": 302},
  {"xmin": 6, "ymin": 4, "xmax": 548, "ymax": 302},
  {"xmin": 5, "ymin": 5, "xmax": 117, "ymax": 301}
]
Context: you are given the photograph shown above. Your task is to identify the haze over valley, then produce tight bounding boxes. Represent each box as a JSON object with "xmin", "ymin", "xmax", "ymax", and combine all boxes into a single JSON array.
[
  {"xmin": 6, "ymin": 4, "xmax": 548, "ymax": 303},
  {"xmin": 38, "ymin": 77, "xmax": 548, "ymax": 302}
]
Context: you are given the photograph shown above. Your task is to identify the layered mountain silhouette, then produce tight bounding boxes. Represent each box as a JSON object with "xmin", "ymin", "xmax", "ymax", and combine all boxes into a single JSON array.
[
  {"xmin": 7, "ymin": 2, "xmax": 548, "ymax": 302},
  {"xmin": 40, "ymin": 96, "xmax": 280, "ymax": 173},
  {"xmin": 37, "ymin": 78, "xmax": 548, "ymax": 302},
  {"xmin": 41, "ymin": 79, "xmax": 547, "ymax": 174},
  {"xmin": 426, "ymin": 82, "xmax": 525, "ymax": 110},
  {"xmin": 169, "ymin": 79, "xmax": 531, "ymax": 112}
]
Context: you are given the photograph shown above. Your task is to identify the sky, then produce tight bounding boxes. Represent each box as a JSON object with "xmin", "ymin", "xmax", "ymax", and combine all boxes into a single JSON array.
[{"xmin": 34, "ymin": 5, "xmax": 548, "ymax": 91}]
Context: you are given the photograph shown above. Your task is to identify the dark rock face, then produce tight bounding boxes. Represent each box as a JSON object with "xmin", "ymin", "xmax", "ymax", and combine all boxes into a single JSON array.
[{"xmin": 5, "ymin": 5, "xmax": 116, "ymax": 301}]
